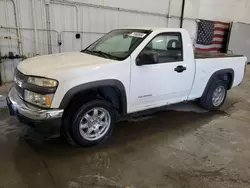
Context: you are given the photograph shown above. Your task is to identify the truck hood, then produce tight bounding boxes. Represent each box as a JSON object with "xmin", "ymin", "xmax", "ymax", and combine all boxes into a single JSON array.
[{"xmin": 17, "ymin": 52, "xmax": 116, "ymax": 77}]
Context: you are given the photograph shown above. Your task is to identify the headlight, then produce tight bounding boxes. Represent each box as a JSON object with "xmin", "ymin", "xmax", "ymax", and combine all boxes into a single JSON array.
[
  {"xmin": 27, "ymin": 77, "xmax": 58, "ymax": 87},
  {"xmin": 24, "ymin": 90, "xmax": 54, "ymax": 108}
]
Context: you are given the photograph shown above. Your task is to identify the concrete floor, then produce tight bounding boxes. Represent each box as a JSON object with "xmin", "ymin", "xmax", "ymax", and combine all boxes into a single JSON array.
[{"xmin": 1, "ymin": 67, "xmax": 250, "ymax": 188}]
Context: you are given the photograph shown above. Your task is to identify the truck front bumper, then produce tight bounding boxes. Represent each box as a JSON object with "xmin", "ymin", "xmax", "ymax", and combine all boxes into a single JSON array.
[{"xmin": 6, "ymin": 87, "xmax": 64, "ymax": 133}]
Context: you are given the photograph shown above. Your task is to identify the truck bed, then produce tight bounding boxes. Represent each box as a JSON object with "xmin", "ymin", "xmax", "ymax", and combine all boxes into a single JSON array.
[
  {"xmin": 195, "ymin": 52, "xmax": 244, "ymax": 59},
  {"xmin": 189, "ymin": 53, "xmax": 246, "ymax": 101}
]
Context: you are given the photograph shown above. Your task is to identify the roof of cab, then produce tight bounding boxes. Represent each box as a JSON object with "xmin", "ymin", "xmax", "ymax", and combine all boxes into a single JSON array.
[
  {"xmin": 123, "ymin": 27, "xmax": 186, "ymax": 32},
  {"xmin": 123, "ymin": 27, "xmax": 161, "ymax": 30}
]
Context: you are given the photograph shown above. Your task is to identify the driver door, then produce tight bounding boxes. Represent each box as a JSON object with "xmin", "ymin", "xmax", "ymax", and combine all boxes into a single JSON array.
[{"xmin": 129, "ymin": 32, "xmax": 194, "ymax": 113}]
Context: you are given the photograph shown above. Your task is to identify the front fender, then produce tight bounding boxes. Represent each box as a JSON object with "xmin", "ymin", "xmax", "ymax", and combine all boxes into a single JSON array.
[{"xmin": 59, "ymin": 79, "xmax": 127, "ymax": 114}]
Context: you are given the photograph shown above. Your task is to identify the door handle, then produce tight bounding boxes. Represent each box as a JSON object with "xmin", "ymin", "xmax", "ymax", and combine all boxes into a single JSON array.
[{"xmin": 174, "ymin": 65, "xmax": 187, "ymax": 73}]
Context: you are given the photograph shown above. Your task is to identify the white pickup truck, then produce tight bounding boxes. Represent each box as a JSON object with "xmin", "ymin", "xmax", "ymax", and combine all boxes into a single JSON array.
[{"xmin": 7, "ymin": 28, "xmax": 247, "ymax": 146}]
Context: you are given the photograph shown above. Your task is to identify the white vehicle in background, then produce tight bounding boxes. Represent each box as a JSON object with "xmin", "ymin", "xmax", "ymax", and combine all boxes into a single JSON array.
[{"xmin": 7, "ymin": 28, "xmax": 247, "ymax": 146}]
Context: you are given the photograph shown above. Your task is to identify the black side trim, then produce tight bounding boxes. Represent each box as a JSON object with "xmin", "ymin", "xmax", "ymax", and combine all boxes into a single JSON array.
[
  {"xmin": 59, "ymin": 79, "xmax": 127, "ymax": 115},
  {"xmin": 202, "ymin": 69, "xmax": 235, "ymax": 97}
]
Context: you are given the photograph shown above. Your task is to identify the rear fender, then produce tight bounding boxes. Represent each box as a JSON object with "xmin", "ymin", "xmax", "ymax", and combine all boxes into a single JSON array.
[{"xmin": 202, "ymin": 69, "xmax": 234, "ymax": 97}]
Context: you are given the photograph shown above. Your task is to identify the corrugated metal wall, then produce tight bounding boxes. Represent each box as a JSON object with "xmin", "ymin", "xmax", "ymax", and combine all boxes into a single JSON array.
[{"xmin": 1, "ymin": 0, "xmax": 250, "ymax": 83}]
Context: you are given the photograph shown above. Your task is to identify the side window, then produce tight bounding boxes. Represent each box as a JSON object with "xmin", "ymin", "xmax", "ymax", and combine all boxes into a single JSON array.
[{"xmin": 139, "ymin": 33, "xmax": 183, "ymax": 64}]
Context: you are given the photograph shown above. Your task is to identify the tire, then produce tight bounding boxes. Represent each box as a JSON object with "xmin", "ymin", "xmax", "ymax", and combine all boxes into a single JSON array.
[
  {"xmin": 200, "ymin": 79, "xmax": 228, "ymax": 111},
  {"xmin": 68, "ymin": 100, "xmax": 116, "ymax": 147}
]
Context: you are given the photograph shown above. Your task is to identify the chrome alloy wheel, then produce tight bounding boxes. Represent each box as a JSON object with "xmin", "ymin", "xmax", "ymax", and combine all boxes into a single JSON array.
[
  {"xmin": 79, "ymin": 107, "xmax": 111, "ymax": 141},
  {"xmin": 212, "ymin": 86, "xmax": 226, "ymax": 107}
]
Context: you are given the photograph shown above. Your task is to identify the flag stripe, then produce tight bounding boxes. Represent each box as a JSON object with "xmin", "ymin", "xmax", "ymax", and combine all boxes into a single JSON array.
[
  {"xmin": 214, "ymin": 27, "xmax": 226, "ymax": 31},
  {"xmin": 212, "ymin": 41, "xmax": 223, "ymax": 44},
  {"xmin": 214, "ymin": 21, "xmax": 230, "ymax": 25},
  {"xmin": 213, "ymin": 34, "xmax": 224, "ymax": 38},
  {"xmin": 196, "ymin": 44, "xmax": 222, "ymax": 49},
  {"xmin": 214, "ymin": 30, "xmax": 224, "ymax": 35},
  {"xmin": 195, "ymin": 47, "xmax": 221, "ymax": 52},
  {"xmin": 213, "ymin": 38, "xmax": 223, "ymax": 42},
  {"xmin": 214, "ymin": 23, "xmax": 229, "ymax": 29}
]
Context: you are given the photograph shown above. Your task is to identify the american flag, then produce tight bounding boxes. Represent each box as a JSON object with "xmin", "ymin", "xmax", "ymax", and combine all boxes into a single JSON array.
[{"xmin": 195, "ymin": 20, "xmax": 230, "ymax": 52}]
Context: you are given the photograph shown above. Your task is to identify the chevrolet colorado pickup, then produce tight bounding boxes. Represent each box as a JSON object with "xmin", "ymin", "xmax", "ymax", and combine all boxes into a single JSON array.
[{"xmin": 7, "ymin": 28, "xmax": 247, "ymax": 146}]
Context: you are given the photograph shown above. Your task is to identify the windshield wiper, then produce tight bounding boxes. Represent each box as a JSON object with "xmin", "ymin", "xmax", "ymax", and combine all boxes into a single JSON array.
[
  {"xmin": 83, "ymin": 49, "xmax": 119, "ymax": 60},
  {"xmin": 82, "ymin": 49, "xmax": 93, "ymax": 54},
  {"xmin": 92, "ymin": 51, "xmax": 120, "ymax": 60},
  {"xmin": 92, "ymin": 50, "xmax": 110, "ymax": 59}
]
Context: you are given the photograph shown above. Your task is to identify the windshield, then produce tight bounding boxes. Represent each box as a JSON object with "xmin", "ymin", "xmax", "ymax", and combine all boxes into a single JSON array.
[{"xmin": 83, "ymin": 29, "xmax": 152, "ymax": 60}]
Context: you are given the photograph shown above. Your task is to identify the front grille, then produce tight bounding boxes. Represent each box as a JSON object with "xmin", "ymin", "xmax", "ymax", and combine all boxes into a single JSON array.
[
  {"xmin": 14, "ymin": 69, "xmax": 26, "ymax": 99},
  {"xmin": 14, "ymin": 69, "xmax": 57, "ymax": 100},
  {"xmin": 15, "ymin": 69, "xmax": 26, "ymax": 82},
  {"xmin": 15, "ymin": 84, "xmax": 24, "ymax": 99}
]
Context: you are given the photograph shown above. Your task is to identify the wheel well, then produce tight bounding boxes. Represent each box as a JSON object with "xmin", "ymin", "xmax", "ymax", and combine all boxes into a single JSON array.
[
  {"xmin": 217, "ymin": 72, "xmax": 233, "ymax": 89},
  {"xmin": 202, "ymin": 69, "xmax": 234, "ymax": 97},
  {"xmin": 226, "ymin": 73, "xmax": 233, "ymax": 89},
  {"xmin": 63, "ymin": 86, "xmax": 125, "ymax": 117}
]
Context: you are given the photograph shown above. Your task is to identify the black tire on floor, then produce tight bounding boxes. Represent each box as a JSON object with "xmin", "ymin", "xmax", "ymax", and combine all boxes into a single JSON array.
[
  {"xmin": 68, "ymin": 99, "xmax": 116, "ymax": 147},
  {"xmin": 200, "ymin": 79, "xmax": 228, "ymax": 111}
]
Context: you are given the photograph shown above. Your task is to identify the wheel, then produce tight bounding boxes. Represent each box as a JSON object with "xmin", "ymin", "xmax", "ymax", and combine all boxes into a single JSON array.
[
  {"xmin": 69, "ymin": 100, "xmax": 116, "ymax": 147},
  {"xmin": 200, "ymin": 80, "xmax": 228, "ymax": 111}
]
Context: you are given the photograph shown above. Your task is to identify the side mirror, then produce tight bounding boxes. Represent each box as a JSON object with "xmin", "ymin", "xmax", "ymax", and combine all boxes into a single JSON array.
[{"xmin": 136, "ymin": 52, "xmax": 159, "ymax": 66}]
